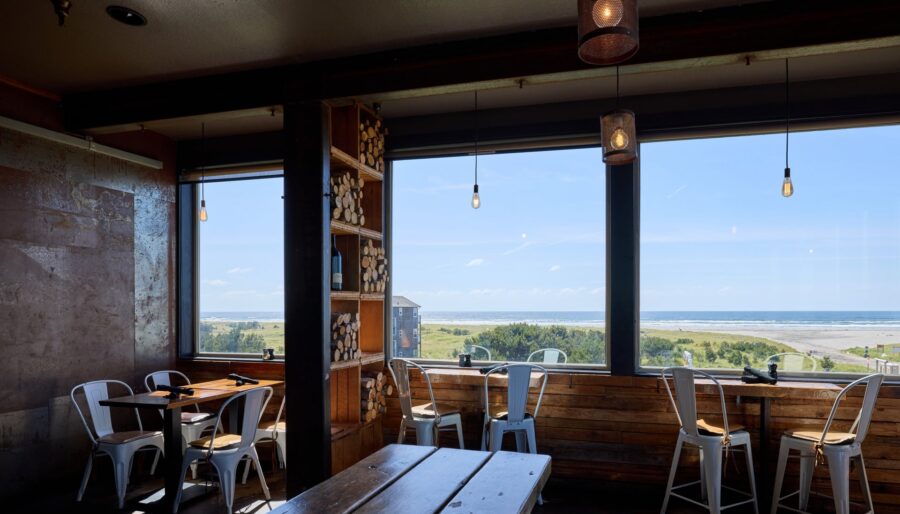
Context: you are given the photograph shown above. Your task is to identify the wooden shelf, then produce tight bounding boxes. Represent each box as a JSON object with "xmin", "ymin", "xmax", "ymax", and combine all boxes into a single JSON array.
[
  {"xmin": 358, "ymin": 227, "xmax": 382, "ymax": 241},
  {"xmin": 331, "ymin": 358, "xmax": 359, "ymax": 371},
  {"xmin": 331, "ymin": 220, "xmax": 359, "ymax": 235},
  {"xmin": 360, "ymin": 351, "xmax": 385, "ymax": 366},
  {"xmin": 358, "ymin": 163, "xmax": 383, "ymax": 182},
  {"xmin": 330, "ymin": 145, "xmax": 384, "ymax": 182},
  {"xmin": 360, "ymin": 293, "xmax": 384, "ymax": 302},
  {"xmin": 331, "ymin": 290, "xmax": 359, "ymax": 301}
]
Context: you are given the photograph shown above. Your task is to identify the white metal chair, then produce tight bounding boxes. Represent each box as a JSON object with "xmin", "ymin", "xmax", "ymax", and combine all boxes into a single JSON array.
[
  {"xmin": 770, "ymin": 373, "xmax": 884, "ymax": 514},
  {"xmin": 174, "ymin": 386, "xmax": 273, "ymax": 514},
  {"xmin": 767, "ymin": 353, "xmax": 818, "ymax": 372},
  {"xmin": 683, "ymin": 350, "xmax": 694, "ymax": 368},
  {"xmin": 468, "ymin": 344, "xmax": 492, "ymax": 361},
  {"xmin": 71, "ymin": 380, "xmax": 165, "ymax": 509},
  {"xmin": 388, "ymin": 358, "xmax": 465, "ymax": 448},
  {"xmin": 527, "ymin": 348, "xmax": 568, "ymax": 364},
  {"xmin": 145, "ymin": 370, "xmax": 219, "ymax": 479},
  {"xmin": 242, "ymin": 395, "xmax": 286, "ymax": 484},
  {"xmin": 660, "ymin": 367, "xmax": 758, "ymax": 514}
]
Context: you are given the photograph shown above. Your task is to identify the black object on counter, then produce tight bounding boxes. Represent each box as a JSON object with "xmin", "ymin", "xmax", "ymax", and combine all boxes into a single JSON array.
[
  {"xmin": 227, "ymin": 373, "xmax": 259, "ymax": 386},
  {"xmin": 156, "ymin": 384, "xmax": 195, "ymax": 399}
]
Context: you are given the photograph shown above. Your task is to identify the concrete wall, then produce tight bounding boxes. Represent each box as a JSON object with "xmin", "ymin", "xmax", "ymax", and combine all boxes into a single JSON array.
[{"xmin": 0, "ymin": 83, "xmax": 177, "ymax": 497}]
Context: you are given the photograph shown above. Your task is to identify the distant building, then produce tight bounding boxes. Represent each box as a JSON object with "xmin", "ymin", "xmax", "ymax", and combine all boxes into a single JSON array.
[{"xmin": 392, "ymin": 296, "xmax": 421, "ymax": 358}]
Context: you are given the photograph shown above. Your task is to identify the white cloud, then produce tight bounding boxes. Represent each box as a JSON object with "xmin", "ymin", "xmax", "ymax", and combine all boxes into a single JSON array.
[
  {"xmin": 227, "ymin": 267, "xmax": 253, "ymax": 274},
  {"xmin": 667, "ymin": 185, "xmax": 687, "ymax": 199},
  {"xmin": 205, "ymin": 279, "xmax": 228, "ymax": 286},
  {"xmin": 466, "ymin": 258, "xmax": 484, "ymax": 267},
  {"xmin": 502, "ymin": 241, "xmax": 533, "ymax": 255},
  {"xmin": 549, "ymin": 265, "xmax": 561, "ymax": 272}
]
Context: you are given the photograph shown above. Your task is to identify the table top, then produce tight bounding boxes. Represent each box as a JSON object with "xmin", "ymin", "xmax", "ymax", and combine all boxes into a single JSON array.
[
  {"xmin": 425, "ymin": 367, "xmax": 546, "ymax": 388},
  {"xmin": 99, "ymin": 378, "xmax": 283, "ymax": 410},
  {"xmin": 273, "ymin": 444, "xmax": 551, "ymax": 514},
  {"xmin": 694, "ymin": 378, "xmax": 842, "ymax": 399}
]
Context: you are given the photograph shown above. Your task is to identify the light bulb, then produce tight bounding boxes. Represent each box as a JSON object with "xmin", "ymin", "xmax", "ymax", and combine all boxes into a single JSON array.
[
  {"xmin": 781, "ymin": 167, "xmax": 793, "ymax": 197},
  {"xmin": 199, "ymin": 199, "xmax": 208, "ymax": 221},
  {"xmin": 471, "ymin": 184, "xmax": 481, "ymax": 209},
  {"xmin": 592, "ymin": 0, "xmax": 623, "ymax": 27},
  {"xmin": 610, "ymin": 127, "xmax": 629, "ymax": 150}
]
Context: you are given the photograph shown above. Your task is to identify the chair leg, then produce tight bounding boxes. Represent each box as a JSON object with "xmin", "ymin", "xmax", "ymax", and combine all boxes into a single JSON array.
[
  {"xmin": 113, "ymin": 456, "xmax": 129, "ymax": 509},
  {"xmin": 173, "ymin": 455, "xmax": 196, "ymax": 514},
  {"xmin": 742, "ymin": 441, "xmax": 759, "ymax": 514},
  {"xmin": 826, "ymin": 451, "xmax": 851, "ymax": 514},
  {"xmin": 77, "ymin": 453, "xmax": 93, "ymax": 502},
  {"xmin": 797, "ymin": 451, "xmax": 815, "ymax": 511},
  {"xmin": 489, "ymin": 424, "xmax": 504, "ymax": 452},
  {"xmin": 252, "ymin": 448, "xmax": 271, "ymax": 501},
  {"xmin": 211, "ymin": 460, "xmax": 237, "ymax": 514},
  {"xmin": 276, "ymin": 437, "xmax": 287, "ymax": 468},
  {"xmin": 150, "ymin": 448, "xmax": 162, "ymax": 475},
  {"xmin": 241, "ymin": 456, "xmax": 252, "ymax": 485},
  {"xmin": 699, "ymin": 441, "xmax": 722, "ymax": 514},
  {"xmin": 699, "ymin": 448, "xmax": 707, "ymax": 502},
  {"xmin": 855, "ymin": 454, "xmax": 873, "ymax": 514},
  {"xmin": 661, "ymin": 434, "xmax": 684, "ymax": 514},
  {"xmin": 770, "ymin": 441, "xmax": 790, "ymax": 514},
  {"xmin": 515, "ymin": 431, "xmax": 527, "ymax": 453},
  {"xmin": 480, "ymin": 421, "xmax": 488, "ymax": 451},
  {"xmin": 415, "ymin": 421, "xmax": 435, "ymax": 446},
  {"xmin": 455, "ymin": 420, "xmax": 465, "ymax": 449},
  {"xmin": 397, "ymin": 419, "xmax": 407, "ymax": 444}
]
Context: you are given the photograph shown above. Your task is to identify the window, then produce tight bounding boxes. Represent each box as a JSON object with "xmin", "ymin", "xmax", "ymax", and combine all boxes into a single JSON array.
[
  {"xmin": 640, "ymin": 125, "xmax": 900, "ymax": 374},
  {"xmin": 392, "ymin": 148, "xmax": 606, "ymax": 366},
  {"xmin": 197, "ymin": 177, "xmax": 284, "ymax": 355}
]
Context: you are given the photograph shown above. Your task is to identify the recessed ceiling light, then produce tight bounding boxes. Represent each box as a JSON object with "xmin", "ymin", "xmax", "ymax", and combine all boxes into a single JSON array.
[{"xmin": 106, "ymin": 5, "xmax": 147, "ymax": 26}]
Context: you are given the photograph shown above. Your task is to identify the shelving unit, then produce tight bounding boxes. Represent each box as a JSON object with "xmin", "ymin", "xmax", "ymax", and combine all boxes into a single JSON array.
[{"xmin": 327, "ymin": 101, "xmax": 389, "ymax": 474}]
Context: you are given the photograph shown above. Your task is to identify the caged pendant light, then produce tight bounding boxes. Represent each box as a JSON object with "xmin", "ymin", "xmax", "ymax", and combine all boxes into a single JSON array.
[
  {"xmin": 601, "ymin": 67, "xmax": 637, "ymax": 164},
  {"xmin": 577, "ymin": 0, "xmax": 640, "ymax": 65}
]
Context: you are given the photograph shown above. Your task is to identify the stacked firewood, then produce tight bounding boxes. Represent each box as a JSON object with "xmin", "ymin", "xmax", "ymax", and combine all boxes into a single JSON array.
[
  {"xmin": 361, "ymin": 370, "xmax": 392, "ymax": 422},
  {"xmin": 331, "ymin": 312, "xmax": 360, "ymax": 363},
  {"xmin": 330, "ymin": 171, "xmax": 365, "ymax": 226},
  {"xmin": 359, "ymin": 118, "xmax": 386, "ymax": 172},
  {"xmin": 360, "ymin": 239, "xmax": 388, "ymax": 294}
]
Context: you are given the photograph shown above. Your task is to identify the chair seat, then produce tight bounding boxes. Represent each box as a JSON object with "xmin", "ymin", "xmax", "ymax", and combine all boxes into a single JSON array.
[
  {"xmin": 182, "ymin": 412, "xmax": 214, "ymax": 424},
  {"xmin": 97, "ymin": 430, "xmax": 162, "ymax": 445},
  {"xmin": 412, "ymin": 402, "xmax": 460, "ymax": 418},
  {"xmin": 696, "ymin": 419, "xmax": 744, "ymax": 436},
  {"xmin": 785, "ymin": 429, "xmax": 856, "ymax": 445},
  {"xmin": 492, "ymin": 411, "xmax": 534, "ymax": 421},
  {"xmin": 189, "ymin": 433, "xmax": 242, "ymax": 450},
  {"xmin": 260, "ymin": 421, "xmax": 286, "ymax": 432}
]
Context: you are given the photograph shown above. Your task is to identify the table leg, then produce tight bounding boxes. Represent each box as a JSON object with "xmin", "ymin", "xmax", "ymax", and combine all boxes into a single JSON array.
[
  {"xmin": 758, "ymin": 397, "xmax": 771, "ymax": 506},
  {"xmin": 164, "ymin": 407, "xmax": 184, "ymax": 511}
]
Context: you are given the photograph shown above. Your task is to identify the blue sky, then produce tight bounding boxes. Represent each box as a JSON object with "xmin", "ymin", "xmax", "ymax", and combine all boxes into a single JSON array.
[{"xmin": 199, "ymin": 125, "xmax": 900, "ymax": 313}]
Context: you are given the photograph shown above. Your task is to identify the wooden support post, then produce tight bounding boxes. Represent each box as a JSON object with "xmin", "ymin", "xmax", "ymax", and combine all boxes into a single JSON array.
[
  {"xmin": 607, "ymin": 153, "xmax": 640, "ymax": 376},
  {"xmin": 284, "ymin": 100, "xmax": 332, "ymax": 495}
]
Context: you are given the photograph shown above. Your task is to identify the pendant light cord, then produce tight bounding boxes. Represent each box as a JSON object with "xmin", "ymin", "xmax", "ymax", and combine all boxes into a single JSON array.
[
  {"xmin": 785, "ymin": 59, "xmax": 789, "ymax": 169},
  {"xmin": 201, "ymin": 122, "xmax": 206, "ymax": 200},
  {"xmin": 616, "ymin": 66, "xmax": 620, "ymax": 109},
  {"xmin": 474, "ymin": 90, "xmax": 479, "ymax": 186}
]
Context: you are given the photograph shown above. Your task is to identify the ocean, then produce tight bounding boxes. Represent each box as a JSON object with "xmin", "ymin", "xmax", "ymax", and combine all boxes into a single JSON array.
[{"xmin": 201, "ymin": 311, "xmax": 900, "ymax": 328}]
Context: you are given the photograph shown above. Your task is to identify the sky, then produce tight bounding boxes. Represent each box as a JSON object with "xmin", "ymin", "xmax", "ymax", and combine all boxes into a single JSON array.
[{"xmin": 198, "ymin": 124, "xmax": 900, "ymax": 313}]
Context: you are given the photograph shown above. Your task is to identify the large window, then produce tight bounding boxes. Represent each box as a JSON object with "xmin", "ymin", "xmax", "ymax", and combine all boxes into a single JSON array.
[
  {"xmin": 640, "ymin": 125, "xmax": 900, "ymax": 374},
  {"xmin": 392, "ymin": 148, "xmax": 606, "ymax": 366},
  {"xmin": 197, "ymin": 177, "xmax": 284, "ymax": 355}
]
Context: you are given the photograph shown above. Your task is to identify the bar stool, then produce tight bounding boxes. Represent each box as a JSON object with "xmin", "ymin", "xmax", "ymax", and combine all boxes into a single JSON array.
[
  {"xmin": 660, "ymin": 367, "xmax": 759, "ymax": 514},
  {"xmin": 770, "ymin": 373, "xmax": 883, "ymax": 514},
  {"xmin": 388, "ymin": 358, "xmax": 465, "ymax": 448}
]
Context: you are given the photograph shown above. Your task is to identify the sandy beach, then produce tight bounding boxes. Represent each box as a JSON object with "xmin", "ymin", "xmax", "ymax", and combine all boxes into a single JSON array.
[{"xmin": 642, "ymin": 323, "xmax": 900, "ymax": 365}]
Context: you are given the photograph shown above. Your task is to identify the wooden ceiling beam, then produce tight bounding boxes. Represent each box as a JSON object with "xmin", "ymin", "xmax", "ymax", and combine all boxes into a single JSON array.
[{"xmin": 64, "ymin": 0, "xmax": 900, "ymax": 131}]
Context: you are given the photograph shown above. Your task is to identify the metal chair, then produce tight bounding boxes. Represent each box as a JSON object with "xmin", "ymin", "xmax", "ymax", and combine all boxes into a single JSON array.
[
  {"xmin": 145, "ymin": 370, "xmax": 219, "ymax": 479},
  {"xmin": 388, "ymin": 358, "xmax": 464, "ymax": 448},
  {"xmin": 527, "ymin": 348, "xmax": 568, "ymax": 364},
  {"xmin": 242, "ymin": 395, "xmax": 286, "ymax": 484},
  {"xmin": 660, "ymin": 367, "xmax": 758, "ymax": 514},
  {"xmin": 771, "ymin": 373, "xmax": 883, "ymax": 514},
  {"xmin": 766, "ymin": 353, "xmax": 819, "ymax": 372},
  {"xmin": 174, "ymin": 387, "xmax": 273, "ymax": 514},
  {"xmin": 71, "ymin": 380, "xmax": 165, "ymax": 509},
  {"xmin": 468, "ymin": 344, "xmax": 492, "ymax": 361}
]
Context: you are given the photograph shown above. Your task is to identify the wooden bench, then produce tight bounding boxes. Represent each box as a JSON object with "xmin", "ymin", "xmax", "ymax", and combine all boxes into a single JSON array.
[{"xmin": 273, "ymin": 444, "xmax": 551, "ymax": 514}]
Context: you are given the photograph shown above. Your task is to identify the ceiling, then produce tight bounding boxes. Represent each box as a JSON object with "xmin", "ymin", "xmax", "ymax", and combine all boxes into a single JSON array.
[{"xmin": 1, "ymin": 0, "xmax": 763, "ymax": 94}]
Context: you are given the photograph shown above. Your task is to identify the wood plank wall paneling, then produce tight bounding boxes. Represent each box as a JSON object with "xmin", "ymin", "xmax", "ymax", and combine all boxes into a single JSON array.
[{"xmin": 383, "ymin": 373, "xmax": 900, "ymax": 512}]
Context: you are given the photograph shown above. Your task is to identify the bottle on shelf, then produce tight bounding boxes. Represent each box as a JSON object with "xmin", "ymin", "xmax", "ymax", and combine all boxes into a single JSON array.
[{"xmin": 331, "ymin": 235, "xmax": 343, "ymax": 290}]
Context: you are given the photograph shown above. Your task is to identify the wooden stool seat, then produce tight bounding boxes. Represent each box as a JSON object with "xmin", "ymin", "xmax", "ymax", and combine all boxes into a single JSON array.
[
  {"xmin": 189, "ymin": 433, "xmax": 242, "ymax": 450},
  {"xmin": 412, "ymin": 402, "xmax": 460, "ymax": 418},
  {"xmin": 97, "ymin": 430, "xmax": 163, "ymax": 445},
  {"xmin": 785, "ymin": 429, "xmax": 856, "ymax": 445},
  {"xmin": 696, "ymin": 419, "xmax": 744, "ymax": 436}
]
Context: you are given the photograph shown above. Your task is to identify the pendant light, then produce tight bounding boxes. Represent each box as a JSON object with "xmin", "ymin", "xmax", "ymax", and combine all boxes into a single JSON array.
[
  {"xmin": 199, "ymin": 122, "xmax": 209, "ymax": 221},
  {"xmin": 781, "ymin": 59, "xmax": 794, "ymax": 198},
  {"xmin": 577, "ymin": 0, "xmax": 639, "ymax": 65},
  {"xmin": 471, "ymin": 90, "xmax": 481, "ymax": 209},
  {"xmin": 601, "ymin": 67, "xmax": 637, "ymax": 165}
]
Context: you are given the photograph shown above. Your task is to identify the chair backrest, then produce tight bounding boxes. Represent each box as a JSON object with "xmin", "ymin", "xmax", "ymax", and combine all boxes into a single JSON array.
[
  {"xmin": 484, "ymin": 364, "xmax": 548, "ymax": 423},
  {"xmin": 388, "ymin": 358, "xmax": 440, "ymax": 422},
  {"xmin": 821, "ymin": 373, "xmax": 884, "ymax": 445},
  {"xmin": 661, "ymin": 367, "xmax": 730, "ymax": 439},
  {"xmin": 70, "ymin": 380, "xmax": 142, "ymax": 444},
  {"xmin": 206, "ymin": 387, "xmax": 273, "ymax": 453},
  {"xmin": 767, "ymin": 353, "xmax": 818, "ymax": 372},
  {"xmin": 469, "ymin": 345, "xmax": 492, "ymax": 361},
  {"xmin": 527, "ymin": 348, "xmax": 568, "ymax": 364},
  {"xmin": 682, "ymin": 351, "xmax": 694, "ymax": 368},
  {"xmin": 144, "ymin": 370, "xmax": 200, "ymax": 413}
]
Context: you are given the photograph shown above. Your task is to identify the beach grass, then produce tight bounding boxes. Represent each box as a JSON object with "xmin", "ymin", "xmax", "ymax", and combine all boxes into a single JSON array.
[{"xmin": 204, "ymin": 321, "xmax": 285, "ymax": 352}]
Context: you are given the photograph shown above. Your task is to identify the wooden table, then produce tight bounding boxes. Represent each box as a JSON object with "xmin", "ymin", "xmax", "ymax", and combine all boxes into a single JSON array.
[
  {"xmin": 695, "ymin": 378, "xmax": 841, "ymax": 504},
  {"xmin": 273, "ymin": 444, "xmax": 550, "ymax": 514},
  {"xmin": 100, "ymin": 378, "xmax": 283, "ymax": 511},
  {"xmin": 424, "ymin": 367, "xmax": 546, "ymax": 388}
]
